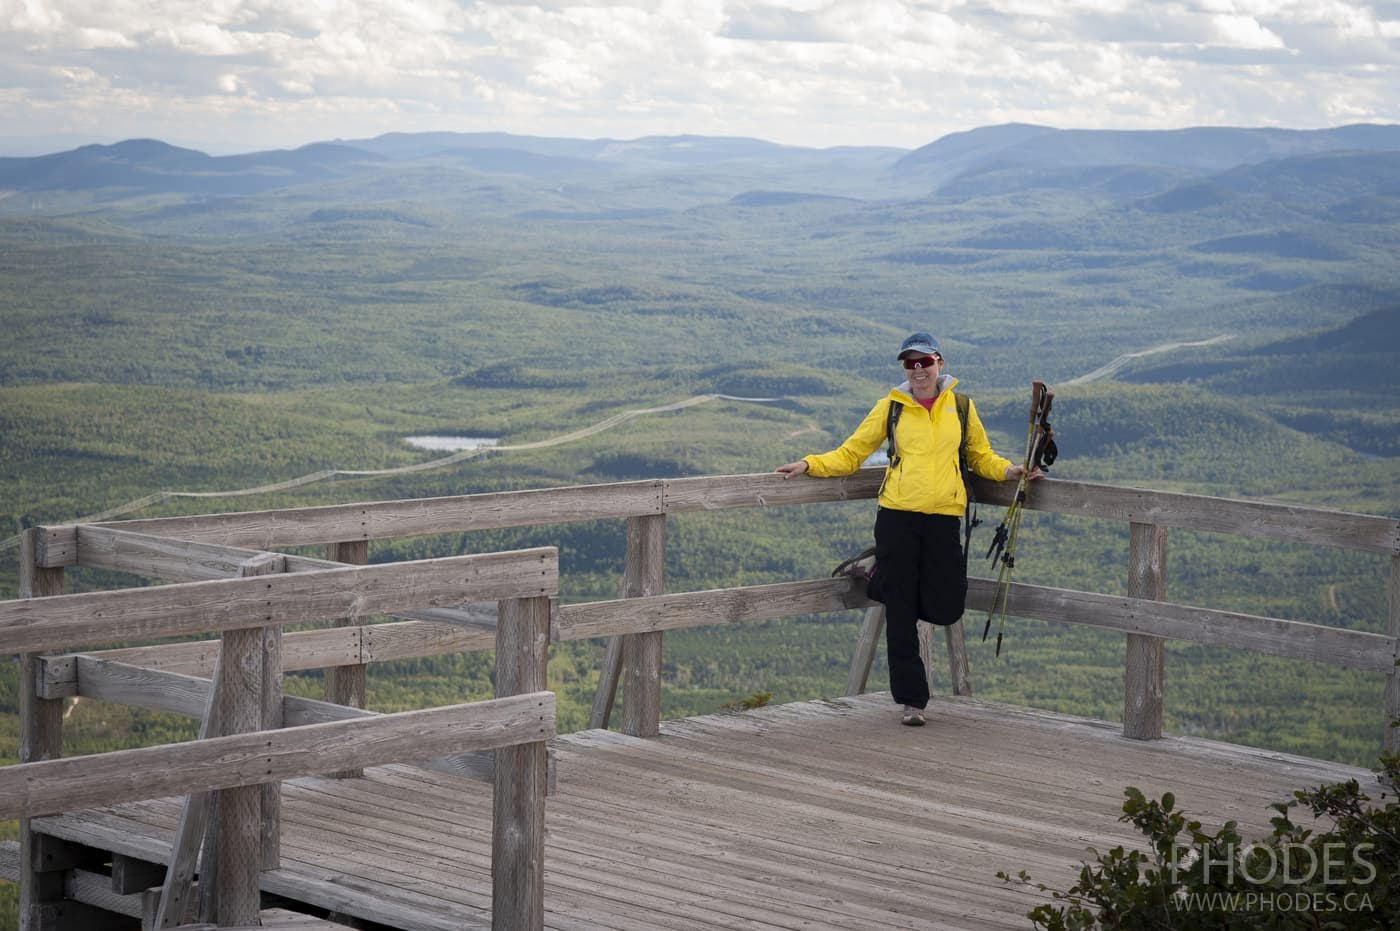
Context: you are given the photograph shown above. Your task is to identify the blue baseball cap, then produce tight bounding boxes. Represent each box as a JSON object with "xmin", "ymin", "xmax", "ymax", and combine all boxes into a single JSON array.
[{"xmin": 897, "ymin": 332, "xmax": 942, "ymax": 360}]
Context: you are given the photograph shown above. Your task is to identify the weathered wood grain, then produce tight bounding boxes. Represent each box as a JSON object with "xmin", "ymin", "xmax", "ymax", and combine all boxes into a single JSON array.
[
  {"xmin": 844, "ymin": 605, "xmax": 885, "ymax": 696},
  {"xmin": 967, "ymin": 474, "xmax": 1399, "ymax": 554},
  {"xmin": 493, "ymin": 597, "xmax": 551, "ymax": 931},
  {"xmin": 29, "ymin": 696, "xmax": 1372, "ymax": 931},
  {"xmin": 620, "ymin": 514, "xmax": 665, "ymax": 739},
  {"xmin": 19, "ymin": 527, "xmax": 66, "ymax": 931},
  {"xmin": 42, "ymin": 657, "xmax": 535, "ymax": 792},
  {"xmin": 38, "ymin": 617, "xmax": 498, "ymax": 691},
  {"xmin": 0, "ymin": 548, "xmax": 557, "ymax": 655},
  {"xmin": 58, "ymin": 481, "xmax": 668, "ymax": 550},
  {"xmin": 0, "ymin": 692, "xmax": 555, "ymax": 820},
  {"xmin": 32, "ymin": 472, "xmax": 1394, "ymax": 561},
  {"xmin": 967, "ymin": 577, "xmax": 1395, "ymax": 672},
  {"xmin": 1124, "ymin": 521, "xmax": 1167, "ymax": 740},
  {"xmin": 559, "ymin": 577, "xmax": 865, "ymax": 640},
  {"xmin": 559, "ymin": 574, "xmax": 1390, "ymax": 672}
]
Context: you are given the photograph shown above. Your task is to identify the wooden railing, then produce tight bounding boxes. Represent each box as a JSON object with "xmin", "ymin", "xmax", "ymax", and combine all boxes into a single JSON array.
[
  {"xmin": 1, "ymin": 537, "xmax": 557, "ymax": 931},
  {"xmin": 2, "ymin": 469, "xmax": 1397, "ymax": 929}
]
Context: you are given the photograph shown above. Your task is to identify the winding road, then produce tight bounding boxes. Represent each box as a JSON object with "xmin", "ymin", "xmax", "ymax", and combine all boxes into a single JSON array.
[{"xmin": 1061, "ymin": 334, "xmax": 1236, "ymax": 385}]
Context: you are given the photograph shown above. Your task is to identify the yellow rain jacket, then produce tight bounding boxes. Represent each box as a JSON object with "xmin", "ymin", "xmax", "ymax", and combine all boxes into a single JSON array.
[{"xmin": 803, "ymin": 378, "xmax": 1012, "ymax": 517}]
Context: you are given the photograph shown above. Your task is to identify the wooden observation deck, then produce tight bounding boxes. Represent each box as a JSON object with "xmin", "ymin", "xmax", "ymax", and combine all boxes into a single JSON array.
[{"xmin": 2, "ymin": 471, "xmax": 1396, "ymax": 929}]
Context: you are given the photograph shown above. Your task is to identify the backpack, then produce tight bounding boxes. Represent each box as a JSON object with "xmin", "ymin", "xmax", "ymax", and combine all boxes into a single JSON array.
[{"xmin": 834, "ymin": 392, "xmax": 981, "ymax": 593}]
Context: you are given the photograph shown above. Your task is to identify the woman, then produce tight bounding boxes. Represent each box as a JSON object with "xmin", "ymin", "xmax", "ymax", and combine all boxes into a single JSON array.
[{"xmin": 776, "ymin": 332, "xmax": 1041, "ymax": 726}]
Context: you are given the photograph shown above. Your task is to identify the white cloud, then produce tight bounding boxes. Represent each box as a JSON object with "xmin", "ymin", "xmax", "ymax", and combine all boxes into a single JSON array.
[
  {"xmin": 0, "ymin": 0, "xmax": 1396, "ymax": 150},
  {"xmin": 1207, "ymin": 13, "xmax": 1287, "ymax": 48}
]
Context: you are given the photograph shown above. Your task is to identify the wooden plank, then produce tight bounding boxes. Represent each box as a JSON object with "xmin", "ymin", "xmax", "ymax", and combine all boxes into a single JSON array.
[
  {"xmin": 493, "ymin": 597, "xmax": 551, "ymax": 931},
  {"xmin": 154, "ymin": 642, "xmax": 226, "ymax": 929},
  {"xmin": 217, "ymin": 554, "xmax": 274, "ymax": 926},
  {"xmin": 620, "ymin": 515, "xmax": 665, "ymax": 739},
  {"xmin": 110, "ymin": 852, "xmax": 165, "ymax": 895},
  {"xmin": 179, "ymin": 907, "xmax": 364, "ymax": 930},
  {"xmin": 71, "ymin": 657, "xmax": 210, "ymax": 717},
  {"xmin": 56, "ymin": 473, "xmax": 879, "ymax": 554},
  {"xmin": 74, "ymin": 524, "xmax": 280, "ymax": 581},
  {"xmin": 585, "ymin": 635, "xmax": 625, "ymax": 730},
  {"xmin": 844, "ymin": 605, "xmax": 884, "ymax": 696},
  {"xmin": 661, "ymin": 470, "xmax": 884, "ymax": 511},
  {"xmin": 63, "ymin": 792, "xmax": 489, "ymax": 930},
  {"xmin": 361, "ymin": 619, "xmax": 496, "ymax": 661},
  {"xmin": 1124, "ymin": 522, "xmax": 1167, "ymax": 740},
  {"xmin": 325, "ymin": 540, "xmax": 368, "ymax": 780},
  {"xmin": 42, "ymin": 617, "xmax": 494, "ymax": 687},
  {"xmin": 260, "ymin": 614, "xmax": 284, "ymax": 869},
  {"xmin": 968, "ymin": 474, "xmax": 1400, "ymax": 555},
  {"xmin": 564, "ymin": 571, "xmax": 1391, "ymax": 672},
  {"xmin": 34, "ymin": 473, "xmax": 1398, "ymax": 566},
  {"xmin": 19, "ymin": 526, "xmax": 66, "ymax": 931},
  {"xmin": 24, "ymin": 695, "xmax": 1373, "ymax": 931},
  {"xmin": 68, "ymin": 526, "xmax": 501, "ymax": 639},
  {"xmin": 56, "ymin": 660, "xmax": 510, "ymax": 787},
  {"xmin": 945, "ymin": 621, "xmax": 972, "ymax": 696},
  {"xmin": 66, "ymin": 866, "xmax": 144, "ymax": 918},
  {"xmin": 0, "ymin": 548, "xmax": 558, "ymax": 655},
  {"xmin": 63, "ymin": 481, "xmax": 668, "ymax": 550},
  {"xmin": 44, "ymin": 626, "xmax": 358, "ymax": 679},
  {"xmin": 559, "ymin": 577, "xmax": 866, "ymax": 641},
  {"xmin": 0, "ymin": 692, "xmax": 556, "ymax": 820},
  {"xmin": 966, "ymin": 577, "xmax": 1395, "ymax": 672}
]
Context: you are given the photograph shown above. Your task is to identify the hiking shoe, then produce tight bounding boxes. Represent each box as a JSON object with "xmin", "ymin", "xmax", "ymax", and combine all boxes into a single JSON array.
[{"xmin": 901, "ymin": 706, "xmax": 926, "ymax": 727}]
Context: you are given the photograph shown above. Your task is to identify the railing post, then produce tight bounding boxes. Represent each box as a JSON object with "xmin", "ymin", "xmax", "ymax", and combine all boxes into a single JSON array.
[
  {"xmin": 844, "ymin": 605, "xmax": 884, "ymax": 696},
  {"xmin": 493, "ymin": 594, "xmax": 551, "ymax": 931},
  {"xmin": 1385, "ymin": 553, "xmax": 1399, "ymax": 755},
  {"xmin": 944, "ymin": 623, "xmax": 972, "ymax": 696},
  {"xmin": 1124, "ymin": 521, "xmax": 1167, "ymax": 740},
  {"xmin": 211, "ymin": 554, "xmax": 281, "ymax": 926},
  {"xmin": 19, "ymin": 528, "xmax": 65, "ymax": 931},
  {"xmin": 325, "ymin": 540, "xmax": 368, "ymax": 778},
  {"xmin": 621, "ymin": 515, "xmax": 665, "ymax": 738},
  {"xmin": 587, "ymin": 636, "xmax": 625, "ymax": 729},
  {"xmin": 260, "ymin": 617, "xmax": 283, "ymax": 872},
  {"xmin": 252, "ymin": 554, "xmax": 286, "ymax": 872}
]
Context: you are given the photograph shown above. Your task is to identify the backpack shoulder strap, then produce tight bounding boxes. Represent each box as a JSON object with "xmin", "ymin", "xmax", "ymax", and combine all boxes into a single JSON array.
[
  {"xmin": 885, "ymin": 398, "xmax": 903, "ymax": 466},
  {"xmin": 954, "ymin": 392, "xmax": 970, "ymax": 467},
  {"xmin": 953, "ymin": 391, "xmax": 981, "ymax": 560}
]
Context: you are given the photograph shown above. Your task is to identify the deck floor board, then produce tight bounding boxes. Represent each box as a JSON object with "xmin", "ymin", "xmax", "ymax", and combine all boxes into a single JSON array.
[{"xmin": 28, "ymin": 694, "xmax": 1369, "ymax": 930}]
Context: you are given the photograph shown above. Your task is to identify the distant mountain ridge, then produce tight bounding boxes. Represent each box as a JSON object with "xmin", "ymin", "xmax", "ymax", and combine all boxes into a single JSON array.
[
  {"xmin": 0, "ymin": 139, "xmax": 385, "ymax": 198},
  {"xmin": 893, "ymin": 122, "xmax": 1400, "ymax": 185},
  {"xmin": 3, "ymin": 123, "xmax": 1398, "ymax": 204}
]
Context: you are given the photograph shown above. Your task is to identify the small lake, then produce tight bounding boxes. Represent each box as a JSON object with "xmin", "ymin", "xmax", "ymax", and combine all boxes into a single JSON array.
[{"xmin": 404, "ymin": 436, "xmax": 500, "ymax": 452}]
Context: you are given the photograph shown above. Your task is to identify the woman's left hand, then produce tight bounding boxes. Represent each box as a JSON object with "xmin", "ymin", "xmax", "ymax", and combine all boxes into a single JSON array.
[{"xmin": 1005, "ymin": 465, "xmax": 1044, "ymax": 481}]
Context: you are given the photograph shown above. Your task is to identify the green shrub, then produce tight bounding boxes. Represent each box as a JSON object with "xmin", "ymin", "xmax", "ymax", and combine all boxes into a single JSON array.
[{"xmin": 1002, "ymin": 754, "xmax": 1399, "ymax": 928}]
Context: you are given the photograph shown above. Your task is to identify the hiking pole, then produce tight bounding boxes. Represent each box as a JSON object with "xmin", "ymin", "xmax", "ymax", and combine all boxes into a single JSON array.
[
  {"xmin": 982, "ymin": 381, "xmax": 1044, "ymax": 571},
  {"xmin": 983, "ymin": 384, "xmax": 1038, "ymax": 647},
  {"xmin": 983, "ymin": 382, "xmax": 1055, "ymax": 655}
]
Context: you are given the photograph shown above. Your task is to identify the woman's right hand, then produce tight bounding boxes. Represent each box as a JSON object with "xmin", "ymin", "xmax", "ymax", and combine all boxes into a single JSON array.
[{"xmin": 775, "ymin": 460, "xmax": 809, "ymax": 479}]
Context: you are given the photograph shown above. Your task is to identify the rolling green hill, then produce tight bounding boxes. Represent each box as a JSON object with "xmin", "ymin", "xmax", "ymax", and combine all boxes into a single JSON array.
[{"xmin": 1, "ymin": 123, "xmax": 1398, "ymax": 815}]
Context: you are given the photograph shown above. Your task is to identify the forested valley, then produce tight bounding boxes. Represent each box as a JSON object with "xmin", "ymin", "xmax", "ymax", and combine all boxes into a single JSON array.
[{"xmin": 2, "ymin": 123, "xmax": 1399, "ymax": 924}]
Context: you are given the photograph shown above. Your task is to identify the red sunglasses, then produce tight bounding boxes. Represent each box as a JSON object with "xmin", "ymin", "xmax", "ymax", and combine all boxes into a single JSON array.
[{"xmin": 901, "ymin": 355, "xmax": 941, "ymax": 370}]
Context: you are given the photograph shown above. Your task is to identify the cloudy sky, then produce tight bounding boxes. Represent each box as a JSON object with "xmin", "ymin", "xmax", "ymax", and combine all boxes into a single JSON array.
[{"xmin": 3, "ymin": 0, "xmax": 1399, "ymax": 153}]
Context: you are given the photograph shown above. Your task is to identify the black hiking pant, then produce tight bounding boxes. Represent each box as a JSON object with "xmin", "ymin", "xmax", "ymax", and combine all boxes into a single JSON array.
[{"xmin": 873, "ymin": 508, "xmax": 967, "ymax": 711}]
